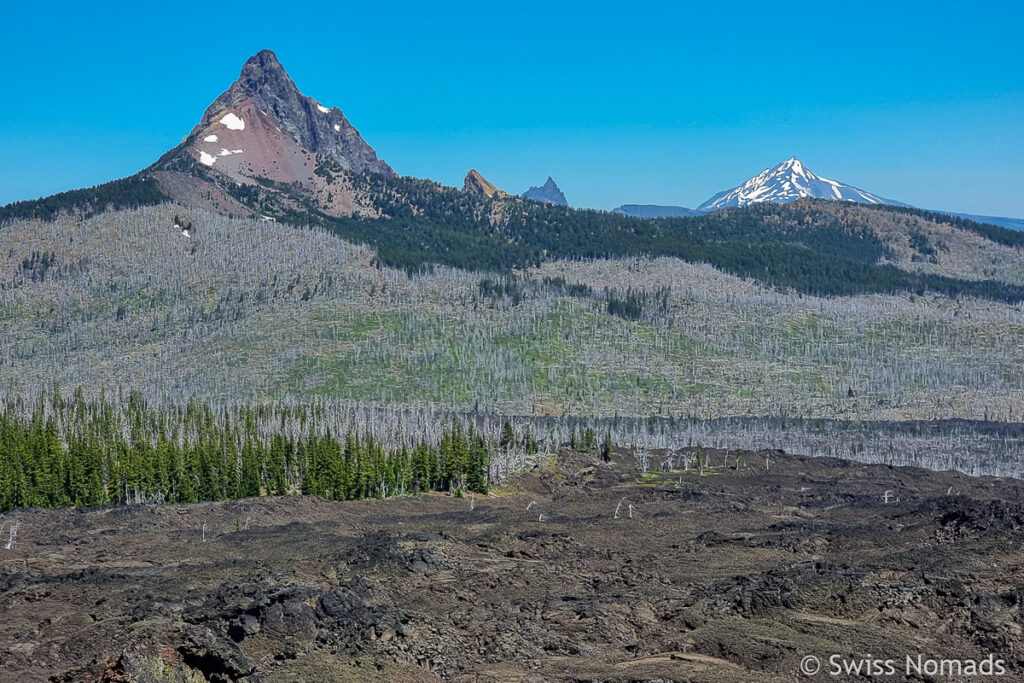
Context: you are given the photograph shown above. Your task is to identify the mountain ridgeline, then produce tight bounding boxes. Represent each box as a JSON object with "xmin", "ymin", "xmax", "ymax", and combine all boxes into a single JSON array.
[
  {"xmin": 612, "ymin": 204, "xmax": 702, "ymax": 218},
  {"xmin": 5, "ymin": 165, "xmax": 1024, "ymax": 304},
  {"xmin": 264, "ymin": 169, "xmax": 1024, "ymax": 302},
  {"xmin": 2, "ymin": 50, "xmax": 1023, "ymax": 305}
]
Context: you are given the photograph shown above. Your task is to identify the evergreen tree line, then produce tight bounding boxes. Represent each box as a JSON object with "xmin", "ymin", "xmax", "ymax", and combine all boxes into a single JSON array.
[
  {"xmin": 478, "ymin": 274, "xmax": 594, "ymax": 306},
  {"xmin": 605, "ymin": 286, "xmax": 670, "ymax": 321},
  {"xmin": 0, "ymin": 392, "xmax": 490, "ymax": 512},
  {"xmin": 0, "ymin": 174, "xmax": 168, "ymax": 223}
]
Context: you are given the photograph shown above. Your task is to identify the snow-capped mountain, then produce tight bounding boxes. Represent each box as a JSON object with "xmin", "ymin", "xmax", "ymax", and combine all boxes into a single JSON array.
[{"xmin": 697, "ymin": 157, "xmax": 907, "ymax": 211}]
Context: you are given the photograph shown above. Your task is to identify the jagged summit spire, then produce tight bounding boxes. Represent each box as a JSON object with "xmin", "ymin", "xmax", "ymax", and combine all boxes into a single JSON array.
[
  {"xmin": 211, "ymin": 49, "xmax": 301, "ymax": 113},
  {"xmin": 249, "ymin": 48, "xmax": 282, "ymax": 67},
  {"xmin": 149, "ymin": 47, "xmax": 394, "ymax": 215},
  {"xmin": 522, "ymin": 176, "xmax": 568, "ymax": 205},
  {"xmin": 774, "ymin": 156, "xmax": 808, "ymax": 177},
  {"xmin": 234, "ymin": 50, "xmax": 291, "ymax": 89}
]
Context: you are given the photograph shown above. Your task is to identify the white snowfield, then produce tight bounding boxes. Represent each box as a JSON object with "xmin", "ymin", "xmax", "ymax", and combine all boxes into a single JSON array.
[
  {"xmin": 219, "ymin": 112, "xmax": 245, "ymax": 131},
  {"xmin": 697, "ymin": 157, "xmax": 903, "ymax": 211},
  {"xmin": 204, "ymin": 135, "xmax": 218, "ymax": 143},
  {"xmin": 317, "ymin": 104, "xmax": 330, "ymax": 114},
  {"xmin": 198, "ymin": 147, "xmax": 244, "ymax": 166}
]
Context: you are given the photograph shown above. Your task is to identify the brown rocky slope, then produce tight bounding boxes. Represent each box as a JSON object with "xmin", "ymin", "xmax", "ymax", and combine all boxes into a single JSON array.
[{"xmin": 149, "ymin": 50, "xmax": 393, "ymax": 219}]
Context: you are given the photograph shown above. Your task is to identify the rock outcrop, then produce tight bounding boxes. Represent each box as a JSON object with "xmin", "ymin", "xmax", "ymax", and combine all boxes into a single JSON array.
[{"xmin": 463, "ymin": 169, "xmax": 509, "ymax": 198}]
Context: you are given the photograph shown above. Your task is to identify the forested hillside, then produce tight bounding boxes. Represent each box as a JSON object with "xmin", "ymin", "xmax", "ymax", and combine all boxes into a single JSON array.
[
  {"xmin": 5, "ymin": 167, "xmax": 1023, "ymax": 301},
  {"xmin": 307, "ymin": 172, "xmax": 1024, "ymax": 301},
  {"xmin": 3, "ymin": 203, "xmax": 1024, "ymax": 514},
  {"xmin": 4, "ymin": 205, "xmax": 1024, "ymax": 424},
  {"xmin": 0, "ymin": 175, "xmax": 168, "ymax": 222}
]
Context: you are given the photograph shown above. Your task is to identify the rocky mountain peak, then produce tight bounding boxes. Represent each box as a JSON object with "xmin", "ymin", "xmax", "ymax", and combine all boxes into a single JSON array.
[
  {"xmin": 192, "ymin": 49, "xmax": 393, "ymax": 177},
  {"xmin": 522, "ymin": 176, "xmax": 568, "ymax": 205},
  {"xmin": 217, "ymin": 49, "xmax": 295, "ymax": 105},
  {"xmin": 148, "ymin": 49, "xmax": 395, "ymax": 218},
  {"xmin": 246, "ymin": 48, "xmax": 285, "ymax": 74}
]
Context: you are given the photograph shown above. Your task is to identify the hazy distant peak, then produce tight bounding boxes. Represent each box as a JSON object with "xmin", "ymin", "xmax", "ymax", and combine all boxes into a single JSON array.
[
  {"xmin": 612, "ymin": 204, "xmax": 702, "ymax": 218},
  {"xmin": 522, "ymin": 177, "xmax": 567, "ymax": 205}
]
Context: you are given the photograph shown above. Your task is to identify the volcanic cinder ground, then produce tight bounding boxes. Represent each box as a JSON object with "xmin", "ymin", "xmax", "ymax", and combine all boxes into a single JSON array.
[{"xmin": 2, "ymin": 448, "xmax": 1024, "ymax": 682}]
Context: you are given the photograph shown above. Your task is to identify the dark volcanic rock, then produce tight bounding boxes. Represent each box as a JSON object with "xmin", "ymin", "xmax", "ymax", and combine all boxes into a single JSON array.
[
  {"xmin": 177, "ymin": 623, "xmax": 256, "ymax": 681},
  {"xmin": 921, "ymin": 496, "xmax": 1024, "ymax": 536},
  {"xmin": 698, "ymin": 562, "xmax": 867, "ymax": 617},
  {"xmin": 337, "ymin": 530, "xmax": 408, "ymax": 571},
  {"xmin": 336, "ymin": 530, "xmax": 445, "ymax": 576},
  {"xmin": 317, "ymin": 582, "xmax": 374, "ymax": 630},
  {"xmin": 13, "ymin": 449, "xmax": 1024, "ymax": 682}
]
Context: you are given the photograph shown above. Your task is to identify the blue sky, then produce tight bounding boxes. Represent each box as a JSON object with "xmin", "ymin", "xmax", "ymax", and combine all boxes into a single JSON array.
[{"xmin": 2, "ymin": 1, "xmax": 1022, "ymax": 216}]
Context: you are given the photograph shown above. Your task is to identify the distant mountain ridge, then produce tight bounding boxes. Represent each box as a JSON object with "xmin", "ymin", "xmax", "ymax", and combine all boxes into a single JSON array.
[
  {"xmin": 612, "ymin": 204, "xmax": 702, "ymax": 219},
  {"xmin": 697, "ymin": 157, "xmax": 908, "ymax": 211},
  {"xmin": 951, "ymin": 212, "xmax": 1024, "ymax": 232},
  {"xmin": 522, "ymin": 177, "xmax": 567, "ymax": 205},
  {"xmin": 3, "ymin": 48, "xmax": 1023, "ymax": 308},
  {"xmin": 5, "ymin": 49, "xmax": 1018, "ymax": 240}
]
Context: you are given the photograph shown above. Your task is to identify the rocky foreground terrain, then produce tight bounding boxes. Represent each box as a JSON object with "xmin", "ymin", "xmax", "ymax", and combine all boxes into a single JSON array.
[{"xmin": 2, "ymin": 449, "xmax": 1024, "ymax": 682}]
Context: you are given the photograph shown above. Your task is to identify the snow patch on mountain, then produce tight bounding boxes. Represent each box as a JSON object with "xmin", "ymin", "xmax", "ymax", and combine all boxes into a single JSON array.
[
  {"xmin": 219, "ymin": 112, "xmax": 245, "ymax": 131},
  {"xmin": 204, "ymin": 134, "xmax": 218, "ymax": 142}
]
